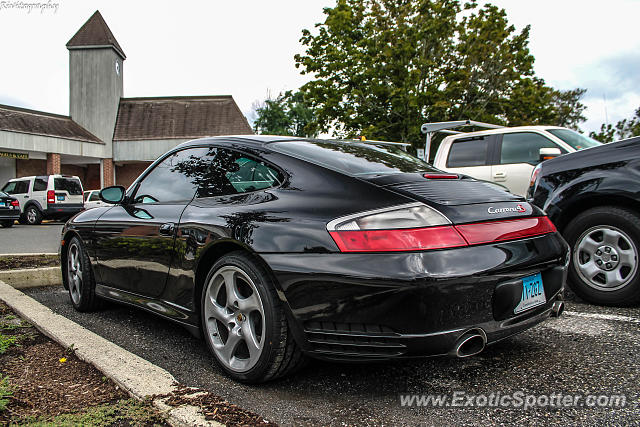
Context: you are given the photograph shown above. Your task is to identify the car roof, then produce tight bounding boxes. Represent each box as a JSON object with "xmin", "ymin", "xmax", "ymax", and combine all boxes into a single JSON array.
[
  {"xmin": 7, "ymin": 174, "xmax": 80, "ymax": 181},
  {"xmin": 444, "ymin": 125, "xmax": 567, "ymax": 140}
]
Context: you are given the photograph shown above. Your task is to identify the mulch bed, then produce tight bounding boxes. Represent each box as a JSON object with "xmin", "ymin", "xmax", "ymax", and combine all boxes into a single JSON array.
[
  {"xmin": 0, "ymin": 301, "xmax": 129, "ymax": 424},
  {"xmin": 0, "ymin": 255, "xmax": 59, "ymax": 270}
]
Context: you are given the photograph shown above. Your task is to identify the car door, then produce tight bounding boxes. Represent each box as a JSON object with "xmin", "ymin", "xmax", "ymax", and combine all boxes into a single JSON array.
[
  {"xmin": 492, "ymin": 132, "xmax": 566, "ymax": 196},
  {"xmin": 32, "ymin": 176, "xmax": 48, "ymax": 210},
  {"xmin": 165, "ymin": 147, "xmax": 285, "ymax": 310},
  {"xmin": 93, "ymin": 146, "xmax": 211, "ymax": 297},
  {"xmin": 441, "ymin": 135, "xmax": 497, "ymax": 182}
]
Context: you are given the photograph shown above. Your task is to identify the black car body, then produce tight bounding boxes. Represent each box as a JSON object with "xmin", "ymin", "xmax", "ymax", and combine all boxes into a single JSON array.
[
  {"xmin": 528, "ymin": 136, "xmax": 640, "ymax": 305},
  {"xmin": 60, "ymin": 136, "xmax": 568, "ymax": 382},
  {"xmin": 0, "ymin": 191, "xmax": 20, "ymax": 227}
]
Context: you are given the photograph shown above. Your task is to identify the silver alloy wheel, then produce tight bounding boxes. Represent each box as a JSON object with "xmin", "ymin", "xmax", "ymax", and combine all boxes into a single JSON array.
[
  {"xmin": 26, "ymin": 208, "xmax": 37, "ymax": 224},
  {"xmin": 203, "ymin": 266, "xmax": 266, "ymax": 372},
  {"xmin": 574, "ymin": 225, "xmax": 638, "ymax": 291},
  {"xmin": 67, "ymin": 242, "xmax": 83, "ymax": 305}
]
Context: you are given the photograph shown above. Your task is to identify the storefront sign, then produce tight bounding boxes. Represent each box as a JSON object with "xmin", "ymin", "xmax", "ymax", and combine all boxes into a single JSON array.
[{"xmin": 0, "ymin": 151, "xmax": 28, "ymax": 160}]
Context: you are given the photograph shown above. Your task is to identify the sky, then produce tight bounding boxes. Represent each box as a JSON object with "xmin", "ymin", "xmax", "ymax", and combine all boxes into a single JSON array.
[{"xmin": 0, "ymin": 0, "xmax": 638, "ymax": 135}]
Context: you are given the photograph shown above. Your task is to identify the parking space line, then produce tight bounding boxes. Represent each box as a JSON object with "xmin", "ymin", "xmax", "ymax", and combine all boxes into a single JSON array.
[{"xmin": 564, "ymin": 311, "xmax": 640, "ymax": 324}]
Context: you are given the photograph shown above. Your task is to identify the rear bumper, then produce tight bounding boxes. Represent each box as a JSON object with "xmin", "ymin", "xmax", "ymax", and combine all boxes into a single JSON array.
[
  {"xmin": 261, "ymin": 232, "xmax": 569, "ymax": 360},
  {"xmin": 44, "ymin": 203, "xmax": 84, "ymax": 217},
  {"xmin": 0, "ymin": 208, "xmax": 20, "ymax": 220}
]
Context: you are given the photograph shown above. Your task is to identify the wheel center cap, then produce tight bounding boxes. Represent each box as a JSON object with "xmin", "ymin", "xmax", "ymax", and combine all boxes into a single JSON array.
[
  {"xmin": 594, "ymin": 245, "xmax": 619, "ymax": 270},
  {"xmin": 236, "ymin": 313, "xmax": 245, "ymax": 322}
]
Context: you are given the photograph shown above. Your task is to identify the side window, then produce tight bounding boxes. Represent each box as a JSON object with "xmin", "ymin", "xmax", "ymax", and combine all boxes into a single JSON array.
[
  {"xmin": 446, "ymin": 138, "xmax": 489, "ymax": 168},
  {"xmin": 3, "ymin": 180, "xmax": 29, "ymax": 194},
  {"xmin": 500, "ymin": 133, "xmax": 562, "ymax": 165},
  {"xmin": 133, "ymin": 147, "xmax": 210, "ymax": 204},
  {"xmin": 197, "ymin": 149, "xmax": 283, "ymax": 198},
  {"xmin": 89, "ymin": 192, "xmax": 101, "ymax": 202},
  {"xmin": 33, "ymin": 176, "xmax": 48, "ymax": 192}
]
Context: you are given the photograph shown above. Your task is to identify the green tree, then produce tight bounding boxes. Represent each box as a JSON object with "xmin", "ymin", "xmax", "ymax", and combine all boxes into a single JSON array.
[
  {"xmin": 590, "ymin": 107, "xmax": 640, "ymax": 143},
  {"xmin": 294, "ymin": 0, "xmax": 586, "ymax": 146},
  {"xmin": 253, "ymin": 91, "xmax": 317, "ymax": 137}
]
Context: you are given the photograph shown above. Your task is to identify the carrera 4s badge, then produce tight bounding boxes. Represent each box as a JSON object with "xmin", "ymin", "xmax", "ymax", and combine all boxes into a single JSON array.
[{"xmin": 487, "ymin": 204, "xmax": 527, "ymax": 214}]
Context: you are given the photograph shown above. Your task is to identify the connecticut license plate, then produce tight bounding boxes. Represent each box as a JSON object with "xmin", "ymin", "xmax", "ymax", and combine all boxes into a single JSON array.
[
  {"xmin": 57, "ymin": 195, "xmax": 65, "ymax": 201},
  {"xmin": 514, "ymin": 273, "xmax": 546, "ymax": 314}
]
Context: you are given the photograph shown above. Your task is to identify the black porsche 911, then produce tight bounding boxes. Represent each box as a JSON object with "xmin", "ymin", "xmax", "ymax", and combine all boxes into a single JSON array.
[{"xmin": 60, "ymin": 135, "xmax": 568, "ymax": 383}]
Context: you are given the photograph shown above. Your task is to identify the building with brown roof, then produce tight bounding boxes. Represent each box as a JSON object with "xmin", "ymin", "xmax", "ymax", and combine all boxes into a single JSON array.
[{"xmin": 0, "ymin": 10, "xmax": 252, "ymax": 189}]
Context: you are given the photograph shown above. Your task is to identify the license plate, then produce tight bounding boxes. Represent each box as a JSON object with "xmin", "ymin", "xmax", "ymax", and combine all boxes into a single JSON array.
[
  {"xmin": 514, "ymin": 273, "xmax": 546, "ymax": 314},
  {"xmin": 57, "ymin": 195, "xmax": 65, "ymax": 201}
]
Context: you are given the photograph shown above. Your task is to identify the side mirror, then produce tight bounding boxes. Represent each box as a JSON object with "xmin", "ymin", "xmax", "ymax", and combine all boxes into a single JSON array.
[
  {"xmin": 99, "ymin": 186, "xmax": 126, "ymax": 204},
  {"xmin": 539, "ymin": 147, "xmax": 562, "ymax": 162}
]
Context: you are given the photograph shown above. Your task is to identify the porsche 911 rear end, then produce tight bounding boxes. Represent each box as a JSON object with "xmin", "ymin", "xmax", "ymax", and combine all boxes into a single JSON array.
[{"xmin": 265, "ymin": 140, "xmax": 569, "ymax": 361}]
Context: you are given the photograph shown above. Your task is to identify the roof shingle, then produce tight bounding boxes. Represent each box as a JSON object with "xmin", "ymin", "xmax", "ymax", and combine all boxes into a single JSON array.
[
  {"xmin": 66, "ymin": 10, "xmax": 125, "ymax": 59},
  {"xmin": 0, "ymin": 105, "xmax": 102, "ymax": 143},
  {"xmin": 113, "ymin": 96, "xmax": 253, "ymax": 141}
]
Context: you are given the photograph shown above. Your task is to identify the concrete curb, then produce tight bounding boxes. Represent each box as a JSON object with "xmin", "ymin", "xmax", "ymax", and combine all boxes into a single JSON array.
[
  {"xmin": 0, "ymin": 280, "xmax": 223, "ymax": 427},
  {"xmin": 0, "ymin": 267, "xmax": 62, "ymax": 288},
  {"xmin": 0, "ymin": 253, "xmax": 59, "ymax": 256}
]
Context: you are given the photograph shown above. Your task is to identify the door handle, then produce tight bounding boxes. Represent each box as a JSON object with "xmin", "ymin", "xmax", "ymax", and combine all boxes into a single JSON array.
[
  {"xmin": 159, "ymin": 223, "xmax": 175, "ymax": 236},
  {"xmin": 493, "ymin": 171, "xmax": 507, "ymax": 181}
]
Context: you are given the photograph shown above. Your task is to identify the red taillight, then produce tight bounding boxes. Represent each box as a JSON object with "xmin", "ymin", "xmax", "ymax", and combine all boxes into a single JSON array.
[
  {"xmin": 329, "ymin": 226, "xmax": 468, "ymax": 252},
  {"xmin": 423, "ymin": 173, "xmax": 459, "ymax": 179},
  {"xmin": 329, "ymin": 217, "xmax": 556, "ymax": 252},
  {"xmin": 47, "ymin": 190, "xmax": 55, "ymax": 204},
  {"xmin": 10, "ymin": 199, "xmax": 19, "ymax": 207},
  {"xmin": 454, "ymin": 217, "xmax": 557, "ymax": 246}
]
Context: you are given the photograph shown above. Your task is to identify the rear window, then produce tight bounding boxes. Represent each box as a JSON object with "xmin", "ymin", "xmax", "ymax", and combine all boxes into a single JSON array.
[
  {"xmin": 270, "ymin": 140, "xmax": 437, "ymax": 176},
  {"xmin": 446, "ymin": 138, "xmax": 489, "ymax": 167},
  {"xmin": 54, "ymin": 178, "xmax": 83, "ymax": 195},
  {"xmin": 0, "ymin": 191, "xmax": 8, "ymax": 198}
]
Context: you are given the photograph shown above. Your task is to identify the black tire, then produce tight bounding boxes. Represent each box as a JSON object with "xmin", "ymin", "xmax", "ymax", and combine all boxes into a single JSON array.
[
  {"xmin": 201, "ymin": 251, "xmax": 305, "ymax": 383},
  {"xmin": 66, "ymin": 236, "xmax": 101, "ymax": 312},
  {"xmin": 1, "ymin": 220, "xmax": 13, "ymax": 228},
  {"xmin": 564, "ymin": 206, "xmax": 640, "ymax": 306},
  {"xmin": 25, "ymin": 205, "xmax": 43, "ymax": 225}
]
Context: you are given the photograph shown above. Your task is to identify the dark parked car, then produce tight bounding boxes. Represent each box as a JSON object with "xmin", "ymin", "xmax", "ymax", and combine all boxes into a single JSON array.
[
  {"xmin": 528, "ymin": 136, "xmax": 640, "ymax": 306},
  {"xmin": 0, "ymin": 191, "xmax": 20, "ymax": 228},
  {"xmin": 60, "ymin": 136, "xmax": 568, "ymax": 383}
]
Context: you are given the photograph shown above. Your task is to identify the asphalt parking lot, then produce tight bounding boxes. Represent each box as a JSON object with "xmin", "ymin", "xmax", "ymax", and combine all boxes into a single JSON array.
[
  {"xmin": 24, "ymin": 286, "xmax": 639, "ymax": 426},
  {"xmin": 0, "ymin": 223, "xmax": 64, "ymax": 254}
]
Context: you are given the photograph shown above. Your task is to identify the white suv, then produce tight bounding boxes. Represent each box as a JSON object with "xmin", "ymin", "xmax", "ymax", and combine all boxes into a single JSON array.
[
  {"xmin": 432, "ymin": 126, "xmax": 602, "ymax": 196},
  {"xmin": 1, "ymin": 175, "xmax": 84, "ymax": 225}
]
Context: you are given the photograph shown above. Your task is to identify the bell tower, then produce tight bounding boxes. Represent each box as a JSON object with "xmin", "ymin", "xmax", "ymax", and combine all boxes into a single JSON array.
[{"xmin": 67, "ymin": 10, "xmax": 125, "ymax": 185}]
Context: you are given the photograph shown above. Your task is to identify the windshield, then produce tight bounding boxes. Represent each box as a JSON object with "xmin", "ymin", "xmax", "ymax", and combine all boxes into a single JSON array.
[
  {"xmin": 270, "ymin": 140, "xmax": 437, "ymax": 176},
  {"xmin": 54, "ymin": 177, "xmax": 83, "ymax": 195},
  {"xmin": 547, "ymin": 129, "xmax": 601, "ymax": 150}
]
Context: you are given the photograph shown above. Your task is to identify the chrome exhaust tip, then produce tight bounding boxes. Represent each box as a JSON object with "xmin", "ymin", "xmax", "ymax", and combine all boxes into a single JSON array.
[
  {"xmin": 450, "ymin": 329, "xmax": 487, "ymax": 358},
  {"xmin": 551, "ymin": 301, "xmax": 564, "ymax": 317}
]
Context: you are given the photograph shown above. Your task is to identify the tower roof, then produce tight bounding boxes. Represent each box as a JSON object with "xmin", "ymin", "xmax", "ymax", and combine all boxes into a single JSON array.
[{"xmin": 66, "ymin": 10, "xmax": 125, "ymax": 59}]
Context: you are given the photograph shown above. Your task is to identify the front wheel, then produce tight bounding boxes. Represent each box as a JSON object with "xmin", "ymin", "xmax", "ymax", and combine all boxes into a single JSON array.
[
  {"xmin": 564, "ymin": 206, "xmax": 640, "ymax": 305},
  {"xmin": 201, "ymin": 251, "xmax": 305, "ymax": 383},
  {"xmin": 66, "ymin": 237, "xmax": 101, "ymax": 311}
]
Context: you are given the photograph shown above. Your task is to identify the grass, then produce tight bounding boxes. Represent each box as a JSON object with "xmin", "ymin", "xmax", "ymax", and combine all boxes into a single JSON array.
[
  {"xmin": 0, "ymin": 333, "xmax": 17, "ymax": 354},
  {"xmin": 18, "ymin": 399, "xmax": 167, "ymax": 426},
  {"xmin": 0, "ymin": 376, "xmax": 12, "ymax": 412}
]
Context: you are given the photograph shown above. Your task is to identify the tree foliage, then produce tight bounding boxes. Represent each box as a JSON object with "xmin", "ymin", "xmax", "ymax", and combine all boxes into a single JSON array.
[
  {"xmin": 590, "ymin": 107, "xmax": 640, "ymax": 143},
  {"xmin": 293, "ymin": 0, "xmax": 586, "ymax": 145},
  {"xmin": 253, "ymin": 91, "xmax": 317, "ymax": 137}
]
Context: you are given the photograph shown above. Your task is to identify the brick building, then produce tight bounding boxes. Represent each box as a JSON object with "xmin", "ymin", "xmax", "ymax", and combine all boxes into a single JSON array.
[{"xmin": 0, "ymin": 11, "xmax": 252, "ymax": 189}]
